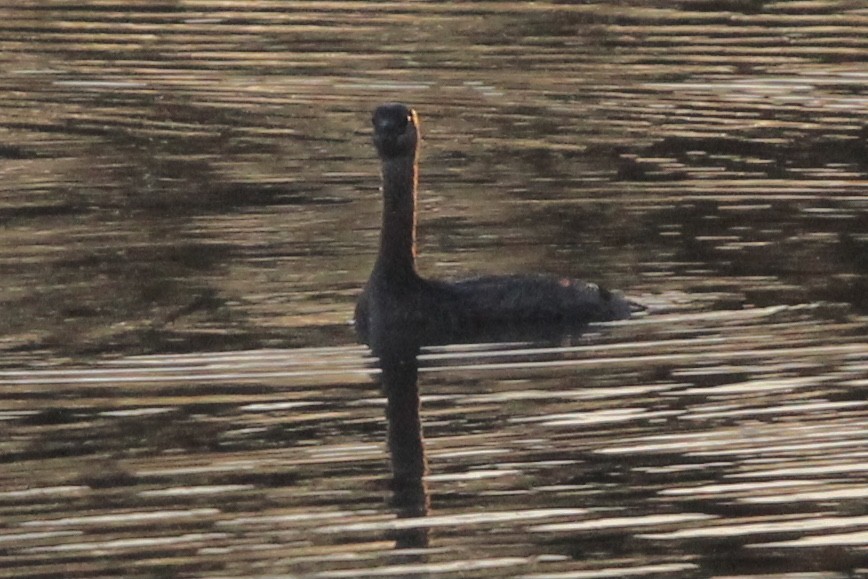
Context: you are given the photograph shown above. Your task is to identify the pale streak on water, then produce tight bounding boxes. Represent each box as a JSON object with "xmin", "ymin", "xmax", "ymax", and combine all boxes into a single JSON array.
[{"xmin": 1, "ymin": 1, "xmax": 867, "ymax": 578}]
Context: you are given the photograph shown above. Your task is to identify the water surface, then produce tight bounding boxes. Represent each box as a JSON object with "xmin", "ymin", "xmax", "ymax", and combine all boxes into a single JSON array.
[{"xmin": 0, "ymin": 1, "xmax": 866, "ymax": 577}]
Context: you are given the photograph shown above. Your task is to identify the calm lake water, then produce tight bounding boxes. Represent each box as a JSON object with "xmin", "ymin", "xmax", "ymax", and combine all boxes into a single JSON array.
[{"xmin": 1, "ymin": 1, "xmax": 867, "ymax": 577}]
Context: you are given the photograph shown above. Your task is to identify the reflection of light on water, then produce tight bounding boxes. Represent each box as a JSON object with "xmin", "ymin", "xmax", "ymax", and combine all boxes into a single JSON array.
[
  {"xmin": 239, "ymin": 401, "xmax": 318, "ymax": 411},
  {"xmin": 317, "ymin": 508, "xmax": 588, "ymax": 532},
  {"xmin": 532, "ymin": 513, "xmax": 714, "ymax": 533},
  {"xmin": 730, "ymin": 463, "xmax": 868, "ymax": 478},
  {"xmin": 53, "ymin": 80, "xmax": 149, "ymax": 89},
  {"xmin": 597, "ymin": 430, "xmax": 866, "ymax": 456},
  {"xmin": 659, "ymin": 479, "xmax": 829, "ymax": 496},
  {"xmin": 316, "ymin": 557, "xmax": 529, "ymax": 579},
  {"xmin": 98, "ymin": 407, "xmax": 173, "ymax": 417},
  {"xmin": 639, "ymin": 515, "xmax": 868, "ymax": 540},
  {"xmin": 426, "ymin": 469, "xmax": 520, "ymax": 481},
  {"xmin": 0, "ymin": 485, "xmax": 87, "ymax": 499},
  {"xmin": 752, "ymin": 530, "xmax": 868, "ymax": 547},
  {"xmin": 138, "ymin": 485, "xmax": 255, "ymax": 497},
  {"xmin": 20, "ymin": 508, "xmax": 220, "ymax": 527},
  {"xmin": 0, "ymin": 531, "xmax": 82, "ymax": 544},
  {"xmin": 22, "ymin": 532, "xmax": 229, "ymax": 553},
  {"xmin": 513, "ymin": 407, "xmax": 681, "ymax": 426},
  {"xmin": 740, "ymin": 487, "xmax": 868, "ymax": 503},
  {"xmin": 522, "ymin": 562, "xmax": 699, "ymax": 579},
  {"xmin": 0, "ymin": 346, "xmax": 378, "ymax": 384}
]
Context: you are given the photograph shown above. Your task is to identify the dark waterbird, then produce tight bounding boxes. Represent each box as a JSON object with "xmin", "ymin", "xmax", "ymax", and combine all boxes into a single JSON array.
[{"xmin": 355, "ymin": 103, "xmax": 636, "ymax": 350}]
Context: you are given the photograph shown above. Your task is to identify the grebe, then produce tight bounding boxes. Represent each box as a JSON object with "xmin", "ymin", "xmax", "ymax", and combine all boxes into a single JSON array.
[{"xmin": 355, "ymin": 103, "xmax": 633, "ymax": 347}]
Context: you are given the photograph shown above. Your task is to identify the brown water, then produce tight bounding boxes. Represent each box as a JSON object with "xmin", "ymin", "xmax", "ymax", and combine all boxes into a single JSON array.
[{"xmin": 1, "ymin": 1, "xmax": 867, "ymax": 577}]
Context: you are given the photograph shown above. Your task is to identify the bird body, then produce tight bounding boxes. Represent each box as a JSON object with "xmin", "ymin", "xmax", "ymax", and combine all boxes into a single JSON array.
[{"xmin": 355, "ymin": 103, "xmax": 633, "ymax": 349}]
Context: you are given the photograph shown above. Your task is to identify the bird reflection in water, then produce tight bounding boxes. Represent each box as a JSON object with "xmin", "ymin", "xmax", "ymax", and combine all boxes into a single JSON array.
[
  {"xmin": 369, "ymin": 318, "xmax": 607, "ymax": 554},
  {"xmin": 377, "ymin": 334, "xmax": 430, "ymax": 551}
]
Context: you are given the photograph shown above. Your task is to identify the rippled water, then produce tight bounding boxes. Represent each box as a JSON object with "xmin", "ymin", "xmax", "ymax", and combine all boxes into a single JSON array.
[{"xmin": 1, "ymin": 1, "xmax": 866, "ymax": 577}]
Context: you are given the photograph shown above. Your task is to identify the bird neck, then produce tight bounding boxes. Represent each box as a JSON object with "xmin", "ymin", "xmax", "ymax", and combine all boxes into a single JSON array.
[{"xmin": 375, "ymin": 153, "xmax": 418, "ymax": 282}]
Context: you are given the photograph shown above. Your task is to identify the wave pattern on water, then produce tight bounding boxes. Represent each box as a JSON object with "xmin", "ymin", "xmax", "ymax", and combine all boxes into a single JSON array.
[
  {"xmin": 0, "ymin": 1, "xmax": 866, "ymax": 577},
  {"xmin": 1, "ymin": 306, "xmax": 866, "ymax": 577},
  {"xmin": 1, "ymin": 1, "xmax": 866, "ymax": 360}
]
